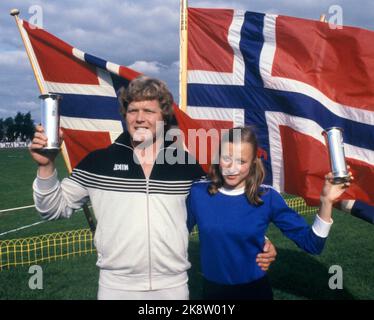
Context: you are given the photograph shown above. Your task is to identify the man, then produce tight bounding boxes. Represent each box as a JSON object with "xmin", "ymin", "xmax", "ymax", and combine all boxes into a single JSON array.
[{"xmin": 30, "ymin": 76, "xmax": 276, "ymax": 300}]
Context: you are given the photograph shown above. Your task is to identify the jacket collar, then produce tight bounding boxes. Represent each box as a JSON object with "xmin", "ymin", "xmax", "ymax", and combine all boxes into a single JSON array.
[{"xmin": 115, "ymin": 130, "xmax": 133, "ymax": 148}]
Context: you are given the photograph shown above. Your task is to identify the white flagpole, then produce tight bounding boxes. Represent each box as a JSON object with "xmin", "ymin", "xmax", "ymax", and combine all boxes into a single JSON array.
[{"xmin": 179, "ymin": 0, "xmax": 188, "ymax": 112}]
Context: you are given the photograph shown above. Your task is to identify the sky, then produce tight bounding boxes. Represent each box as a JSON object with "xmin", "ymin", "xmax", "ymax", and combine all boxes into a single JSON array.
[{"xmin": 1, "ymin": 0, "xmax": 373, "ymax": 123}]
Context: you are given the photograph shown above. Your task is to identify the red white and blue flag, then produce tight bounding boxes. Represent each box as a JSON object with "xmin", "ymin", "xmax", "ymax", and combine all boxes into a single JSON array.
[{"xmin": 187, "ymin": 8, "xmax": 374, "ymax": 206}]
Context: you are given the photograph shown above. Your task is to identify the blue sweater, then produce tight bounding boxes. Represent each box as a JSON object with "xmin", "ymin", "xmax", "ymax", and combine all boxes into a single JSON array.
[{"xmin": 186, "ymin": 181, "xmax": 327, "ymax": 285}]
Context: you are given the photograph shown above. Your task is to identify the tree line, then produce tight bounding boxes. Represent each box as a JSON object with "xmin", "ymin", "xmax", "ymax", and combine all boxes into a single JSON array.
[{"xmin": 0, "ymin": 112, "xmax": 35, "ymax": 142}]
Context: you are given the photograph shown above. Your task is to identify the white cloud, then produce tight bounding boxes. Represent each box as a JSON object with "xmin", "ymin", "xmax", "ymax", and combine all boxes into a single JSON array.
[
  {"xmin": 0, "ymin": 99, "xmax": 38, "ymax": 119},
  {"xmin": 126, "ymin": 60, "xmax": 180, "ymax": 102},
  {"xmin": 15, "ymin": 100, "xmax": 38, "ymax": 109},
  {"xmin": 128, "ymin": 61, "xmax": 167, "ymax": 74},
  {"xmin": 0, "ymin": 50, "xmax": 28, "ymax": 68}
]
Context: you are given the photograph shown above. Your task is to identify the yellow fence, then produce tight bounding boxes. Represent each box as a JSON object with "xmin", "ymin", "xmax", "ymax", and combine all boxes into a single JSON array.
[
  {"xmin": 0, "ymin": 196, "xmax": 316, "ymax": 270},
  {"xmin": 0, "ymin": 229, "xmax": 95, "ymax": 270},
  {"xmin": 283, "ymin": 194, "xmax": 318, "ymax": 216}
]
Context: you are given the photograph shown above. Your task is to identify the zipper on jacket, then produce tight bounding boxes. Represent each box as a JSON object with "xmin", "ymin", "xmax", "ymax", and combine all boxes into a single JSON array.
[{"xmin": 146, "ymin": 177, "xmax": 152, "ymax": 290}]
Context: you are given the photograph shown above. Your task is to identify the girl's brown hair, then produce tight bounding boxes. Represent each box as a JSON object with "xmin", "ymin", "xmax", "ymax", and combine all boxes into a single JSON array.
[{"xmin": 208, "ymin": 126, "xmax": 265, "ymax": 205}]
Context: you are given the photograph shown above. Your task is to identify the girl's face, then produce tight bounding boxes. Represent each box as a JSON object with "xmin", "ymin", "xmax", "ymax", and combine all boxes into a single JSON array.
[{"xmin": 219, "ymin": 142, "xmax": 254, "ymax": 189}]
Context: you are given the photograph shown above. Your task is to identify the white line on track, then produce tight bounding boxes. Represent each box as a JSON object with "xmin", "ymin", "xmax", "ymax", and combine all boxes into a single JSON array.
[
  {"xmin": 0, "ymin": 221, "xmax": 46, "ymax": 237},
  {"xmin": 0, "ymin": 204, "xmax": 35, "ymax": 214}
]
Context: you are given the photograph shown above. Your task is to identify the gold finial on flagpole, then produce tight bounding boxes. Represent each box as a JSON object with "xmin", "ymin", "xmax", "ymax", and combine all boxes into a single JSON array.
[{"xmin": 10, "ymin": 9, "xmax": 20, "ymax": 16}]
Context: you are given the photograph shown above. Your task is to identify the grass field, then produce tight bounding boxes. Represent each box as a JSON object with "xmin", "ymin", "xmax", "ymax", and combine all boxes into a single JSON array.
[{"xmin": 0, "ymin": 148, "xmax": 373, "ymax": 300}]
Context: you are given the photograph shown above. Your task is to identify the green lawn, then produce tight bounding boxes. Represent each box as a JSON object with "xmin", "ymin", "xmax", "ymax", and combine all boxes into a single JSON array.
[
  {"xmin": 0, "ymin": 148, "xmax": 89, "ymax": 238},
  {"xmin": 0, "ymin": 148, "xmax": 69, "ymax": 210},
  {"xmin": 0, "ymin": 148, "xmax": 373, "ymax": 300}
]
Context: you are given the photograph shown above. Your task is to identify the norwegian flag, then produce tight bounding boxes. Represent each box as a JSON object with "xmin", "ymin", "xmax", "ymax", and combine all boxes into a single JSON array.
[{"xmin": 187, "ymin": 8, "xmax": 374, "ymax": 206}]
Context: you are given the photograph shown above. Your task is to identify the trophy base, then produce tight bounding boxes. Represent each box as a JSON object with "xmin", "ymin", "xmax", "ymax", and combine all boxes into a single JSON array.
[
  {"xmin": 332, "ymin": 176, "xmax": 350, "ymax": 184},
  {"xmin": 40, "ymin": 147, "xmax": 60, "ymax": 154}
]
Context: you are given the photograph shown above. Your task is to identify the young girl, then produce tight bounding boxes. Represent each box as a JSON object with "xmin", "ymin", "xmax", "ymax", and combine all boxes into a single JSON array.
[{"xmin": 187, "ymin": 126, "xmax": 352, "ymax": 300}]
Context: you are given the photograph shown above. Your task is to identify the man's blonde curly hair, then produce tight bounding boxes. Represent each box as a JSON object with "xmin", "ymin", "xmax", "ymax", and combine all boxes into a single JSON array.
[{"xmin": 118, "ymin": 75, "xmax": 174, "ymax": 130}]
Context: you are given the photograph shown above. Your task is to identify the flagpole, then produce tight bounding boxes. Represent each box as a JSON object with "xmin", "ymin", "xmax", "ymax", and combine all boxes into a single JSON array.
[
  {"xmin": 10, "ymin": 9, "xmax": 96, "ymax": 233},
  {"xmin": 179, "ymin": 0, "xmax": 188, "ymax": 112},
  {"xmin": 10, "ymin": 9, "xmax": 46, "ymax": 95}
]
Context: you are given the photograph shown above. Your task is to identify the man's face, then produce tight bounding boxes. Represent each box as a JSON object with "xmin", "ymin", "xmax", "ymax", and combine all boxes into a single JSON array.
[{"xmin": 126, "ymin": 99, "xmax": 164, "ymax": 145}]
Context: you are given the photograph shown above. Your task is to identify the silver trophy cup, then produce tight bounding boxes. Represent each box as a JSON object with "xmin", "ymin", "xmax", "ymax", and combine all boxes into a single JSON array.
[
  {"xmin": 39, "ymin": 94, "xmax": 61, "ymax": 152},
  {"xmin": 322, "ymin": 127, "xmax": 350, "ymax": 184}
]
